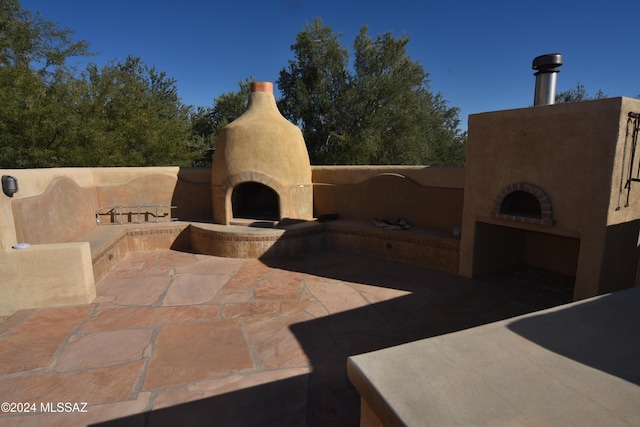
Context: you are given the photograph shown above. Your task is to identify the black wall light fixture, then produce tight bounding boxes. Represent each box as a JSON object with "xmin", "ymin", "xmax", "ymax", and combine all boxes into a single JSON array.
[{"xmin": 2, "ymin": 175, "xmax": 18, "ymax": 197}]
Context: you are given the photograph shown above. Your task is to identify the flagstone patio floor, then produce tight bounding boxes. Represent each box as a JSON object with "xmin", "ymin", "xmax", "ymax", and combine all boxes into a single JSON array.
[{"xmin": 0, "ymin": 248, "xmax": 574, "ymax": 426}]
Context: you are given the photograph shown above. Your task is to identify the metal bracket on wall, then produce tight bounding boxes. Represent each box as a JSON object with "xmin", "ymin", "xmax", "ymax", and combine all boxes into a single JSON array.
[
  {"xmin": 617, "ymin": 112, "xmax": 640, "ymax": 209},
  {"xmin": 95, "ymin": 205, "xmax": 177, "ymax": 225}
]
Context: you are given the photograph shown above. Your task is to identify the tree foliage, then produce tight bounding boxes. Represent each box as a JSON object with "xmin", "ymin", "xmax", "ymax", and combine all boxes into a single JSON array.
[
  {"xmin": 0, "ymin": 0, "xmax": 195, "ymax": 168},
  {"xmin": 277, "ymin": 18, "xmax": 466, "ymax": 165},
  {"xmin": 1, "ymin": 0, "xmax": 91, "ymax": 166},
  {"xmin": 188, "ymin": 78, "xmax": 253, "ymax": 166},
  {"xmin": 277, "ymin": 20, "xmax": 350, "ymax": 164},
  {"xmin": 1, "ymin": 3, "xmax": 467, "ymax": 169},
  {"xmin": 555, "ymin": 82, "xmax": 607, "ymax": 104},
  {"xmin": 66, "ymin": 56, "xmax": 193, "ymax": 166},
  {"xmin": 0, "ymin": 0, "xmax": 90, "ymax": 74}
]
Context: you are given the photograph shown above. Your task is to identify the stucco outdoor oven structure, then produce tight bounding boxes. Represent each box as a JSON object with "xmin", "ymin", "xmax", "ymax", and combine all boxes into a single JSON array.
[
  {"xmin": 211, "ymin": 82, "xmax": 313, "ymax": 225},
  {"xmin": 459, "ymin": 96, "xmax": 640, "ymax": 300}
]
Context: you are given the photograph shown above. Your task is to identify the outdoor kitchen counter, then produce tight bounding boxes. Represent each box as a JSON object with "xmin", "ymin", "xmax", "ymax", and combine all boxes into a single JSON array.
[{"xmin": 347, "ymin": 287, "xmax": 640, "ymax": 426}]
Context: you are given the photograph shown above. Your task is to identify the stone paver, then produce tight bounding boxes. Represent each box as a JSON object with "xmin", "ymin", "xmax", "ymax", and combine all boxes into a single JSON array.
[
  {"xmin": 79, "ymin": 305, "xmax": 220, "ymax": 332},
  {"xmin": 174, "ymin": 256, "xmax": 243, "ymax": 276},
  {"xmin": 243, "ymin": 309, "xmax": 320, "ymax": 369},
  {"xmin": 143, "ymin": 319, "xmax": 253, "ymax": 390},
  {"xmin": 55, "ymin": 329, "xmax": 153, "ymax": 371},
  {"xmin": 97, "ymin": 275, "xmax": 172, "ymax": 306},
  {"xmin": 0, "ymin": 305, "xmax": 94, "ymax": 375},
  {"xmin": 152, "ymin": 367, "xmax": 310, "ymax": 410},
  {"xmin": 0, "ymin": 361, "xmax": 145, "ymax": 403},
  {"xmin": 0, "ymin": 249, "xmax": 574, "ymax": 426},
  {"xmin": 162, "ymin": 274, "xmax": 230, "ymax": 306}
]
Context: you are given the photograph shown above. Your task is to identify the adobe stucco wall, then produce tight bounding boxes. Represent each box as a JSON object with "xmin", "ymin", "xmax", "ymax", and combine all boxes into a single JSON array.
[
  {"xmin": 460, "ymin": 97, "xmax": 640, "ymax": 300},
  {"xmin": 0, "ymin": 165, "xmax": 463, "ymax": 316},
  {"xmin": 313, "ymin": 166, "xmax": 465, "ymax": 231},
  {"xmin": 0, "ymin": 167, "xmax": 211, "ymax": 316}
]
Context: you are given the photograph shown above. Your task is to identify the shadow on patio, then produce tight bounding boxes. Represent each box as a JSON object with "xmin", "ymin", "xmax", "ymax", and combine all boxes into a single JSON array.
[
  {"xmin": 507, "ymin": 288, "xmax": 640, "ymax": 387},
  {"xmin": 92, "ymin": 249, "xmax": 574, "ymax": 427}
]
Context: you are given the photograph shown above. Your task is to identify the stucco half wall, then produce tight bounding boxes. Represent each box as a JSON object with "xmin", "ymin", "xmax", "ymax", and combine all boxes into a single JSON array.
[
  {"xmin": 0, "ymin": 165, "xmax": 464, "ymax": 316},
  {"xmin": 0, "ymin": 167, "xmax": 211, "ymax": 316}
]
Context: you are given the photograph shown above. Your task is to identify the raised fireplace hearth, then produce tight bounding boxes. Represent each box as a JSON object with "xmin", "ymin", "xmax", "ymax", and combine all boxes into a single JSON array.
[{"xmin": 211, "ymin": 82, "xmax": 313, "ymax": 225}]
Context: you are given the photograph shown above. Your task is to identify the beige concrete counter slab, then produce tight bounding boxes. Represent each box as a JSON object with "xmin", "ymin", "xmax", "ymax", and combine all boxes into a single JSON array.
[{"xmin": 348, "ymin": 287, "xmax": 640, "ymax": 426}]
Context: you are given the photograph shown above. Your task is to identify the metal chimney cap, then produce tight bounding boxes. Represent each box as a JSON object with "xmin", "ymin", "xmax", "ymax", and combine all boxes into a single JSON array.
[{"xmin": 532, "ymin": 53, "xmax": 563, "ymax": 71}]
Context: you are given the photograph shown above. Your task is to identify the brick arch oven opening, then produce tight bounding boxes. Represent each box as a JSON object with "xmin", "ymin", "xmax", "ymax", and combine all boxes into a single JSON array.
[
  {"xmin": 500, "ymin": 191, "xmax": 541, "ymax": 218},
  {"xmin": 491, "ymin": 182, "xmax": 553, "ymax": 226},
  {"xmin": 474, "ymin": 181, "xmax": 578, "ymax": 288},
  {"xmin": 231, "ymin": 182, "xmax": 279, "ymax": 221}
]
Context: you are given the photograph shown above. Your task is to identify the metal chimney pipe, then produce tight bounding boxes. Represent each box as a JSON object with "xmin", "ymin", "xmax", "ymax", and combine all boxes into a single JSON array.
[{"xmin": 532, "ymin": 53, "xmax": 562, "ymax": 106}]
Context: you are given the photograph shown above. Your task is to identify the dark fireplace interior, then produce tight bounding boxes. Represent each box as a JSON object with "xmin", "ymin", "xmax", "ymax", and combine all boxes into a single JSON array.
[
  {"xmin": 499, "ymin": 191, "xmax": 542, "ymax": 219},
  {"xmin": 231, "ymin": 182, "xmax": 279, "ymax": 221}
]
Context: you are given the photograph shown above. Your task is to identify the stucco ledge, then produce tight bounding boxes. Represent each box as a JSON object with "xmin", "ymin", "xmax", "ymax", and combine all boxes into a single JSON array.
[{"xmin": 0, "ymin": 242, "xmax": 96, "ymax": 316}]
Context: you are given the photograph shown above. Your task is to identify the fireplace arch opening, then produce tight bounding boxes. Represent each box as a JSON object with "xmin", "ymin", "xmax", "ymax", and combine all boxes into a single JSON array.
[
  {"xmin": 500, "ymin": 191, "xmax": 542, "ymax": 218},
  {"xmin": 491, "ymin": 182, "xmax": 553, "ymax": 226},
  {"xmin": 231, "ymin": 182, "xmax": 279, "ymax": 221}
]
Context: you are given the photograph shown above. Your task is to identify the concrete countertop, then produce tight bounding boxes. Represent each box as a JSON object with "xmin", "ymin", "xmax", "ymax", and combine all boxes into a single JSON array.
[{"xmin": 348, "ymin": 287, "xmax": 640, "ymax": 426}]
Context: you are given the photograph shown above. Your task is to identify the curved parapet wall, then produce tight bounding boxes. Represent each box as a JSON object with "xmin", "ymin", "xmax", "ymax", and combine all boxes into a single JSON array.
[
  {"xmin": 0, "ymin": 164, "xmax": 465, "ymax": 316},
  {"xmin": 312, "ymin": 165, "xmax": 465, "ymax": 188},
  {"xmin": 0, "ymin": 167, "xmax": 211, "ymax": 317},
  {"xmin": 12, "ymin": 176, "xmax": 98, "ymax": 245},
  {"xmin": 312, "ymin": 167, "xmax": 465, "ymax": 232}
]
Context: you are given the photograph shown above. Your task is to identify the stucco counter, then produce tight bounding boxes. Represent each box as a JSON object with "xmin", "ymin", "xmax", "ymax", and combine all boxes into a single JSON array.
[{"xmin": 348, "ymin": 287, "xmax": 640, "ymax": 426}]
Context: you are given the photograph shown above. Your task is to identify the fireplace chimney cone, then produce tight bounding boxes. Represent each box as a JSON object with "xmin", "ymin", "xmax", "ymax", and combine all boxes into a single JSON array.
[
  {"xmin": 532, "ymin": 53, "xmax": 562, "ymax": 106},
  {"xmin": 211, "ymin": 81, "xmax": 313, "ymax": 225}
]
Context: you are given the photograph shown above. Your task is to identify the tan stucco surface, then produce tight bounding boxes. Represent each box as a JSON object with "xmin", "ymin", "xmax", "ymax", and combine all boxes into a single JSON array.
[
  {"xmin": 349, "ymin": 287, "xmax": 640, "ymax": 426},
  {"xmin": 212, "ymin": 87, "xmax": 313, "ymax": 224},
  {"xmin": 0, "ymin": 167, "xmax": 210, "ymax": 316},
  {"xmin": 459, "ymin": 97, "xmax": 640, "ymax": 299},
  {"xmin": 313, "ymin": 171, "xmax": 464, "ymax": 231},
  {"xmin": 0, "ymin": 242, "xmax": 95, "ymax": 316},
  {"xmin": 212, "ymin": 92, "xmax": 312, "ymax": 187},
  {"xmin": 1, "ymin": 165, "xmax": 462, "ymax": 316},
  {"xmin": 312, "ymin": 165, "xmax": 465, "ymax": 188}
]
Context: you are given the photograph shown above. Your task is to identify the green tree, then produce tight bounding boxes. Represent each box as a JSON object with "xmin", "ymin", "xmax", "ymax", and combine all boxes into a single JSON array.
[
  {"xmin": 187, "ymin": 105, "xmax": 217, "ymax": 166},
  {"xmin": 0, "ymin": 0, "xmax": 90, "ymax": 73},
  {"xmin": 1, "ymin": 1, "xmax": 195, "ymax": 168},
  {"xmin": 188, "ymin": 78, "xmax": 253, "ymax": 166},
  {"xmin": 555, "ymin": 82, "xmax": 607, "ymax": 103},
  {"xmin": 277, "ymin": 20, "xmax": 349, "ymax": 164},
  {"xmin": 68, "ymin": 56, "xmax": 194, "ymax": 166},
  {"xmin": 0, "ymin": 0, "xmax": 93, "ymax": 167},
  {"xmin": 277, "ymin": 18, "xmax": 465, "ymax": 165}
]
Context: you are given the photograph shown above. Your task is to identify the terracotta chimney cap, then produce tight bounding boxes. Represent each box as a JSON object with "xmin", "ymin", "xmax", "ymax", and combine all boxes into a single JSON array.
[{"xmin": 250, "ymin": 82, "xmax": 273, "ymax": 93}]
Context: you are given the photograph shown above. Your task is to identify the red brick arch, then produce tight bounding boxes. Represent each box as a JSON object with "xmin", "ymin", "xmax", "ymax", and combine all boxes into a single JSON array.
[{"xmin": 490, "ymin": 182, "xmax": 553, "ymax": 226}]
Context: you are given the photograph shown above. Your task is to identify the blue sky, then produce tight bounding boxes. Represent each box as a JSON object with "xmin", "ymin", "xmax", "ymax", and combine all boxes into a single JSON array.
[{"xmin": 20, "ymin": 0, "xmax": 640, "ymax": 129}]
